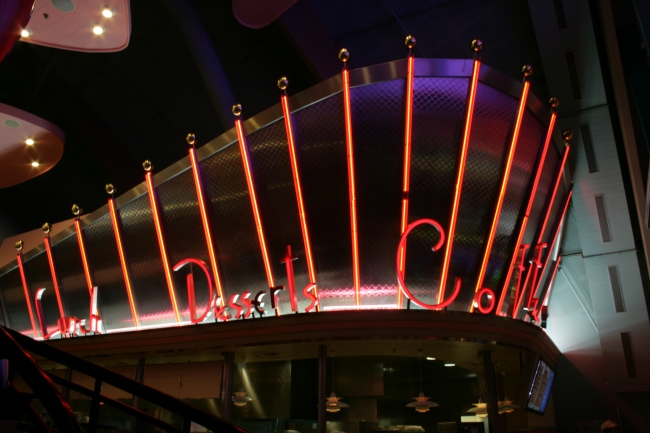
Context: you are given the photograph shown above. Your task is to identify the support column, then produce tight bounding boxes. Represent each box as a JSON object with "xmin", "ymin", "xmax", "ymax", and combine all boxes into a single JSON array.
[
  {"xmin": 130, "ymin": 357, "xmax": 146, "ymax": 433},
  {"xmin": 62, "ymin": 367, "xmax": 73, "ymax": 401},
  {"xmin": 480, "ymin": 350, "xmax": 500, "ymax": 433},
  {"xmin": 318, "ymin": 345, "xmax": 327, "ymax": 433},
  {"xmin": 221, "ymin": 352, "xmax": 234, "ymax": 422}
]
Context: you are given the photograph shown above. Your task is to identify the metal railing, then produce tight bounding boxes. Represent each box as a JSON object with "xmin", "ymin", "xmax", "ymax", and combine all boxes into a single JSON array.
[{"xmin": 0, "ymin": 326, "xmax": 247, "ymax": 433}]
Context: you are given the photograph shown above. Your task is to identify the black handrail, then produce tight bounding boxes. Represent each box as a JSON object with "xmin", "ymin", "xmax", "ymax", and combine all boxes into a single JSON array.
[
  {"xmin": 47, "ymin": 374, "xmax": 181, "ymax": 433},
  {"xmin": 2, "ymin": 326, "xmax": 247, "ymax": 433},
  {"xmin": 0, "ymin": 326, "xmax": 82, "ymax": 432}
]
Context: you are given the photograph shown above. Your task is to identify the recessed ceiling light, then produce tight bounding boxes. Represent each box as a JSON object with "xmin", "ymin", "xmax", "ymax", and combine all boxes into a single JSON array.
[
  {"xmin": 426, "ymin": 357, "xmax": 436, "ymax": 361},
  {"xmin": 102, "ymin": 7, "xmax": 116, "ymax": 18},
  {"xmin": 31, "ymin": 162, "xmax": 40, "ymax": 167},
  {"xmin": 26, "ymin": 139, "xmax": 34, "ymax": 145},
  {"xmin": 92, "ymin": 24, "xmax": 105, "ymax": 35},
  {"xmin": 21, "ymin": 28, "xmax": 32, "ymax": 38},
  {"xmin": 444, "ymin": 363, "xmax": 455, "ymax": 367}
]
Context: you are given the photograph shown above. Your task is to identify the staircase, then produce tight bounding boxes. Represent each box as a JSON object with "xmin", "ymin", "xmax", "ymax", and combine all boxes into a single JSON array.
[{"xmin": 0, "ymin": 326, "xmax": 245, "ymax": 433}]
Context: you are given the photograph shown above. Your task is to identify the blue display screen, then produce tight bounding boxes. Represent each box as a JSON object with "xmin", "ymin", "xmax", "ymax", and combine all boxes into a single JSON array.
[{"xmin": 526, "ymin": 359, "xmax": 555, "ymax": 414}]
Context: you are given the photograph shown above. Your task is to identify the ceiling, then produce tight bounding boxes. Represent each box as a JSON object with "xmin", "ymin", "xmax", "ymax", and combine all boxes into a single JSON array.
[{"xmin": 0, "ymin": 0, "xmax": 548, "ymax": 236}]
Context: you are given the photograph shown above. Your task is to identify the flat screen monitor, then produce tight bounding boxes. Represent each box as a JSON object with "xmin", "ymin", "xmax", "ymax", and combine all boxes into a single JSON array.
[{"xmin": 526, "ymin": 359, "xmax": 555, "ymax": 415}]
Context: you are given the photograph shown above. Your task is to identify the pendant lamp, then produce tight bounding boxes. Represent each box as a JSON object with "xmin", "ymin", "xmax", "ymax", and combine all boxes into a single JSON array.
[
  {"xmin": 406, "ymin": 349, "xmax": 439, "ymax": 413},
  {"xmin": 326, "ymin": 350, "xmax": 350, "ymax": 413},
  {"xmin": 497, "ymin": 372, "xmax": 519, "ymax": 414},
  {"xmin": 232, "ymin": 357, "xmax": 253, "ymax": 407},
  {"xmin": 326, "ymin": 392, "xmax": 350, "ymax": 413},
  {"xmin": 466, "ymin": 399, "xmax": 488, "ymax": 418}
]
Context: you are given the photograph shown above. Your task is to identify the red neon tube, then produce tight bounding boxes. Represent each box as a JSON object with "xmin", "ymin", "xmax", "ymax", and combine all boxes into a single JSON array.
[
  {"xmin": 342, "ymin": 67, "xmax": 361, "ymax": 307},
  {"xmin": 74, "ymin": 218, "xmax": 94, "ymax": 296},
  {"xmin": 281, "ymin": 94, "xmax": 321, "ymax": 311},
  {"xmin": 529, "ymin": 189, "xmax": 573, "ymax": 307},
  {"xmin": 145, "ymin": 172, "xmax": 182, "ymax": 324},
  {"xmin": 470, "ymin": 80, "xmax": 530, "ymax": 312},
  {"xmin": 16, "ymin": 253, "xmax": 38, "ymax": 337},
  {"xmin": 189, "ymin": 147, "xmax": 226, "ymax": 301},
  {"xmin": 397, "ymin": 54, "xmax": 415, "ymax": 309},
  {"xmin": 108, "ymin": 198, "xmax": 140, "ymax": 329},
  {"xmin": 438, "ymin": 58, "xmax": 481, "ymax": 304},
  {"xmin": 43, "ymin": 236, "xmax": 65, "ymax": 319},
  {"xmin": 496, "ymin": 112, "xmax": 557, "ymax": 316},
  {"xmin": 535, "ymin": 145, "xmax": 571, "ymax": 245},
  {"xmin": 235, "ymin": 119, "xmax": 276, "ymax": 289}
]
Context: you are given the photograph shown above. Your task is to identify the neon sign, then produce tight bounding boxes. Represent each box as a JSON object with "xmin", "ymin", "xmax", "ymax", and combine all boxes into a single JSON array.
[{"xmin": 2, "ymin": 56, "xmax": 571, "ymax": 339}]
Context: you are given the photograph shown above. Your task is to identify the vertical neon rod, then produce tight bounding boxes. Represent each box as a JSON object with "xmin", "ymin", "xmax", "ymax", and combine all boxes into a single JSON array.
[
  {"xmin": 235, "ymin": 119, "xmax": 276, "ymax": 289},
  {"xmin": 281, "ymin": 94, "xmax": 321, "ymax": 311},
  {"xmin": 342, "ymin": 67, "xmax": 361, "ymax": 307},
  {"xmin": 16, "ymin": 253, "xmax": 38, "ymax": 337},
  {"xmin": 535, "ymin": 145, "xmax": 571, "ymax": 245},
  {"xmin": 145, "ymin": 172, "xmax": 181, "ymax": 324},
  {"xmin": 108, "ymin": 198, "xmax": 140, "ymax": 329},
  {"xmin": 470, "ymin": 80, "xmax": 530, "ymax": 312},
  {"xmin": 43, "ymin": 237, "xmax": 65, "ymax": 319},
  {"xmin": 438, "ymin": 58, "xmax": 481, "ymax": 303},
  {"xmin": 189, "ymin": 148, "xmax": 226, "ymax": 301},
  {"xmin": 397, "ymin": 54, "xmax": 415, "ymax": 309},
  {"xmin": 530, "ymin": 189, "xmax": 573, "ymax": 306},
  {"xmin": 74, "ymin": 218, "xmax": 94, "ymax": 296},
  {"xmin": 496, "ymin": 112, "xmax": 557, "ymax": 316}
]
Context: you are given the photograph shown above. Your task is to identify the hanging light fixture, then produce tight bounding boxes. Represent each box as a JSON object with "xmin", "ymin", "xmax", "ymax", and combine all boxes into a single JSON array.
[
  {"xmin": 497, "ymin": 372, "xmax": 519, "ymax": 414},
  {"xmin": 326, "ymin": 350, "xmax": 350, "ymax": 413},
  {"xmin": 497, "ymin": 400, "xmax": 519, "ymax": 414},
  {"xmin": 466, "ymin": 399, "xmax": 488, "ymax": 418},
  {"xmin": 233, "ymin": 390, "xmax": 253, "ymax": 407},
  {"xmin": 326, "ymin": 392, "xmax": 350, "ymax": 413},
  {"xmin": 232, "ymin": 357, "xmax": 253, "ymax": 407},
  {"xmin": 406, "ymin": 349, "xmax": 439, "ymax": 413}
]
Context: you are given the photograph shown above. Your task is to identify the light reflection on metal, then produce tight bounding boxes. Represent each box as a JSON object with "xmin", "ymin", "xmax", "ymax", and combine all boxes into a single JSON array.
[
  {"xmin": 322, "ymin": 304, "xmax": 398, "ymax": 311},
  {"xmin": 398, "ymin": 53, "xmax": 415, "ymax": 309},
  {"xmin": 74, "ymin": 218, "xmax": 94, "ymax": 296},
  {"xmin": 470, "ymin": 78, "xmax": 530, "ymax": 312},
  {"xmin": 529, "ymin": 189, "xmax": 573, "ymax": 311},
  {"xmin": 535, "ymin": 144, "xmax": 571, "ymax": 246},
  {"xmin": 496, "ymin": 111, "xmax": 558, "ymax": 316},
  {"xmin": 541, "ymin": 256, "xmax": 562, "ymax": 309},
  {"xmin": 234, "ymin": 116, "xmax": 276, "ymax": 290},
  {"xmin": 342, "ymin": 66, "xmax": 361, "ymax": 308},
  {"xmin": 145, "ymin": 171, "xmax": 182, "ymax": 324},
  {"xmin": 43, "ymin": 236, "xmax": 65, "ymax": 319},
  {"xmin": 188, "ymin": 141, "xmax": 226, "ymax": 302},
  {"xmin": 438, "ymin": 57, "xmax": 481, "ymax": 304},
  {"xmin": 108, "ymin": 197, "xmax": 140, "ymax": 329},
  {"xmin": 280, "ymin": 92, "xmax": 320, "ymax": 311},
  {"xmin": 16, "ymin": 253, "xmax": 38, "ymax": 338},
  {"xmin": 507, "ymin": 244, "xmax": 530, "ymax": 318}
]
